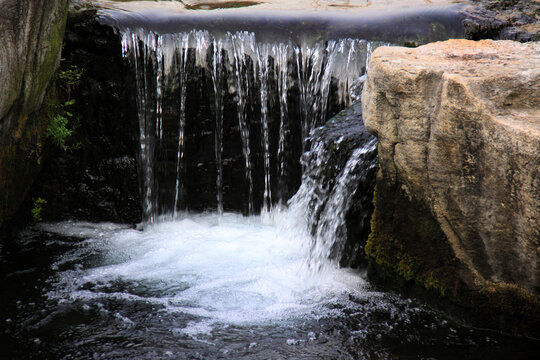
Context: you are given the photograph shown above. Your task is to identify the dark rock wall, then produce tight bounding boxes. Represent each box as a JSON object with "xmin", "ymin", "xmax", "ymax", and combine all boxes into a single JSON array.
[
  {"xmin": 462, "ymin": 0, "xmax": 540, "ymax": 41},
  {"xmin": 0, "ymin": 0, "xmax": 70, "ymax": 230},
  {"xmin": 36, "ymin": 8, "xmax": 142, "ymax": 224}
]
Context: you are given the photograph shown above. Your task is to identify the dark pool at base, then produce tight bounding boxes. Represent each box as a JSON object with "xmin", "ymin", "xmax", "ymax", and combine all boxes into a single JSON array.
[{"xmin": 0, "ymin": 227, "xmax": 538, "ymax": 360}]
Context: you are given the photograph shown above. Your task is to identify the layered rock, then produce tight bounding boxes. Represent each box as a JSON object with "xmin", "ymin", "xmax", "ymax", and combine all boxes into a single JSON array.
[
  {"xmin": 362, "ymin": 39, "xmax": 540, "ymax": 334},
  {"xmin": 0, "ymin": 0, "xmax": 70, "ymax": 230}
]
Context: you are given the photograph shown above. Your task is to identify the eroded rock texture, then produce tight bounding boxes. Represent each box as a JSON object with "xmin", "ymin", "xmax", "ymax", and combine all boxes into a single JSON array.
[
  {"xmin": 0, "ymin": 0, "xmax": 69, "ymax": 229},
  {"xmin": 462, "ymin": 0, "xmax": 540, "ymax": 42},
  {"xmin": 362, "ymin": 39, "xmax": 539, "ymax": 334}
]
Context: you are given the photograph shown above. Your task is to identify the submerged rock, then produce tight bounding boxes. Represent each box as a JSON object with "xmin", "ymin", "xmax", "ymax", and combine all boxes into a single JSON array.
[{"xmin": 362, "ymin": 39, "xmax": 540, "ymax": 335}]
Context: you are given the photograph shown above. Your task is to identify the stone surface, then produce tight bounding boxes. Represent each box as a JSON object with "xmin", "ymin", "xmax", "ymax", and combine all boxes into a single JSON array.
[
  {"xmin": 298, "ymin": 102, "xmax": 377, "ymax": 268},
  {"xmin": 97, "ymin": 0, "xmax": 459, "ymax": 13},
  {"xmin": 0, "ymin": 0, "xmax": 70, "ymax": 230},
  {"xmin": 35, "ymin": 7, "xmax": 142, "ymax": 224},
  {"xmin": 462, "ymin": 0, "xmax": 540, "ymax": 41},
  {"xmin": 362, "ymin": 39, "xmax": 540, "ymax": 334}
]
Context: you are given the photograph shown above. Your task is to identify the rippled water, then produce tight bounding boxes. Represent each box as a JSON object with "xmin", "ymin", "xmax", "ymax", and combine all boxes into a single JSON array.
[{"xmin": 1, "ymin": 211, "xmax": 538, "ymax": 359}]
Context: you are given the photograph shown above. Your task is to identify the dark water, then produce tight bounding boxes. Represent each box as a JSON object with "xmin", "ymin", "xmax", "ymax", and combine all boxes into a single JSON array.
[{"xmin": 1, "ymin": 218, "xmax": 538, "ymax": 360}]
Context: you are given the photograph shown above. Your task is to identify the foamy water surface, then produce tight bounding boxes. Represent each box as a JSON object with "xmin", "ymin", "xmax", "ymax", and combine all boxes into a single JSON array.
[
  {"xmin": 42, "ymin": 211, "xmax": 371, "ymax": 334},
  {"xmin": 2, "ymin": 212, "xmax": 536, "ymax": 359}
]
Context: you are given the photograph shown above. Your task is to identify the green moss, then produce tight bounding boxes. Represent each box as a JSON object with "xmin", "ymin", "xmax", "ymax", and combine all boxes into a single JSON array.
[
  {"xmin": 396, "ymin": 254, "xmax": 416, "ymax": 281},
  {"xmin": 423, "ymin": 271, "xmax": 446, "ymax": 296},
  {"xmin": 365, "ymin": 185, "xmax": 389, "ymax": 266},
  {"xmin": 480, "ymin": 281, "xmax": 539, "ymax": 317},
  {"xmin": 31, "ymin": 197, "xmax": 47, "ymax": 223},
  {"xmin": 27, "ymin": 1, "xmax": 69, "ymax": 111},
  {"xmin": 365, "ymin": 184, "xmax": 450, "ymax": 297}
]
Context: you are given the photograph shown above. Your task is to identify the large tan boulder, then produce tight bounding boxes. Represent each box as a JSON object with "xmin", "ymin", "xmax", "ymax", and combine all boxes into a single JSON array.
[{"xmin": 362, "ymin": 39, "xmax": 539, "ymax": 334}]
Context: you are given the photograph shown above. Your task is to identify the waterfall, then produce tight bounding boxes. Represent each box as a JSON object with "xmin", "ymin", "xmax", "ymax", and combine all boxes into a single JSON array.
[
  {"xmin": 121, "ymin": 29, "xmax": 384, "ymax": 227},
  {"xmin": 275, "ymin": 43, "xmax": 289, "ymax": 202},
  {"xmin": 211, "ymin": 37, "xmax": 225, "ymax": 216},
  {"xmin": 288, "ymin": 102, "xmax": 378, "ymax": 269},
  {"xmin": 173, "ymin": 33, "xmax": 190, "ymax": 218},
  {"xmin": 231, "ymin": 32, "xmax": 256, "ymax": 215}
]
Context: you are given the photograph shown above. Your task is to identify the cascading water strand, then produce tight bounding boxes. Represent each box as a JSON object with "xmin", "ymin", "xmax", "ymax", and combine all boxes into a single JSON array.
[
  {"xmin": 275, "ymin": 43, "xmax": 289, "ymax": 200},
  {"xmin": 121, "ymin": 28, "xmax": 386, "ymax": 223},
  {"xmin": 211, "ymin": 38, "xmax": 225, "ymax": 217},
  {"xmin": 231, "ymin": 32, "xmax": 255, "ymax": 215},
  {"xmin": 257, "ymin": 44, "xmax": 272, "ymax": 214},
  {"xmin": 173, "ymin": 34, "xmax": 190, "ymax": 218}
]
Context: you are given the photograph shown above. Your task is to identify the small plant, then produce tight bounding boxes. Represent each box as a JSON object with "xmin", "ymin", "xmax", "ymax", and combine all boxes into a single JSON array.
[
  {"xmin": 46, "ymin": 99, "xmax": 76, "ymax": 151},
  {"xmin": 58, "ymin": 64, "xmax": 85, "ymax": 96},
  {"xmin": 31, "ymin": 197, "xmax": 47, "ymax": 223},
  {"xmin": 46, "ymin": 60, "xmax": 85, "ymax": 150}
]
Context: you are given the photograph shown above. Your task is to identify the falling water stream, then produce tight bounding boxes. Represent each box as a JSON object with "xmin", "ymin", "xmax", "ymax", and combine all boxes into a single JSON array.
[
  {"xmin": 120, "ymin": 29, "xmax": 379, "ymax": 220},
  {"xmin": 0, "ymin": 19, "xmax": 538, "ymax": 360}
]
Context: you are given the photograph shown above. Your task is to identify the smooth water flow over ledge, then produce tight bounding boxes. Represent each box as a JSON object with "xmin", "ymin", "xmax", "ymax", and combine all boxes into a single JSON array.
[{"xmin": 98, "ymin": 1, "xmax": 467, "ymax": 44}]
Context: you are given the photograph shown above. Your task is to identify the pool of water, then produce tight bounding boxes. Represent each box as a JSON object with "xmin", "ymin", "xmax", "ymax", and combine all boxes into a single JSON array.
[{"xmin": 1, "ymin": 212, "xmax": 538, "ymax": 359}]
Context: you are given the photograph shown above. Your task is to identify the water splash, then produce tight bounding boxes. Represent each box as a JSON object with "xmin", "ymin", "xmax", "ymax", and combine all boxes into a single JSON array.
[{"xmin": 288, "ymin": 102, "xmax": 378, "ymax": 269}]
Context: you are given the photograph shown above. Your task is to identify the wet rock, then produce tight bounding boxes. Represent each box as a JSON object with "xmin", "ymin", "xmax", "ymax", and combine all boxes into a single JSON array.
[
  {"xmin": 299, "ymin": 102, "xmax": 377, "ymax": 268},
  {"xmin": 462, "ymin": 0, "xmax": 540, "ymax": 41},
  {"xmin": 362, "ymin": 39, "xmax": 540, "ymax": 335},
  {"xmin": 35, "ymin": 7, "xmax": 141, "ymax": 224},
  {"xmin": 0, "ymin": 0, "xmax": 70, "ymax": 231}
]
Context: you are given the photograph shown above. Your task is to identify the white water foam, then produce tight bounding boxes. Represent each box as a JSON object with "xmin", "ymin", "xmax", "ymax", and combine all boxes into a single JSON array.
[{"xmin": 43, "ymin": 210, "xmax": 371, "ymax": 334}]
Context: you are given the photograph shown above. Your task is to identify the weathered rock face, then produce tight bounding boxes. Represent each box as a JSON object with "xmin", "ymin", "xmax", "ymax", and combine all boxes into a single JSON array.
[
  {"xmin": 462, "ymin": 0, "xmax": 540, "ymax": 42},
  {"xmin": 362, "ymin": 39, "xmax": 540, "ymax": 334},
  {"xmin": 0, "ymin": 0, "xmax": 70, "ymax": 230}
]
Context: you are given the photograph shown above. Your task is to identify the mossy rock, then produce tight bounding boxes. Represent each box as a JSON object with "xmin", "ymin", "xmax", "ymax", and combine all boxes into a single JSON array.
[{"xmin": 365, "ymin": 178, "xmax": 540, "ymax": 337}]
